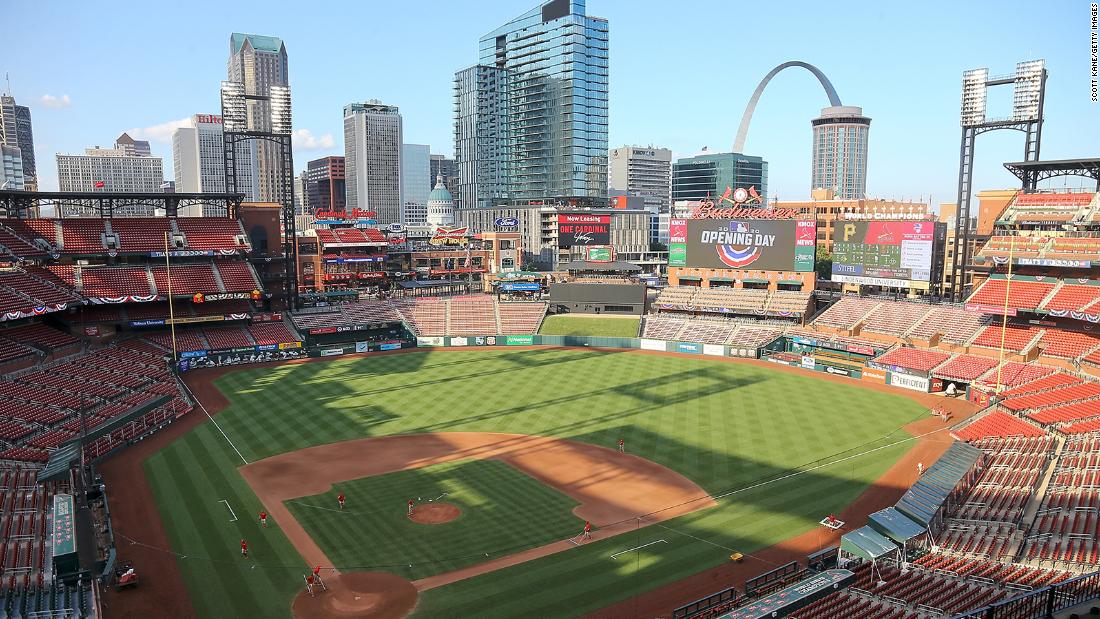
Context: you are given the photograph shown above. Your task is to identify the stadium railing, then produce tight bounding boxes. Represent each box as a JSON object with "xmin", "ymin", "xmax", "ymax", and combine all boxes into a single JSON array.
[{"xmin": 947, "ymin": 569, "xmax": 1100, "ymax": 618}]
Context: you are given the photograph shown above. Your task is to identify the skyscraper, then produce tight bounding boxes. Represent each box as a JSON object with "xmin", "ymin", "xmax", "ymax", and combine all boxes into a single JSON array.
[
  {"xmin": 401, "ymin": 144, "xmax": 430, "ymax": 225},
  {"xmin": 172, "ymin": 114, "xmax": 258, "ymax": 204},
  {"xmin": 305, "ymin": 156, "xmax": 345, "ymax": 214},
  {"xmin": 0, "ymin": 145, "xmax": 25, "ymax": 190},
  {"xmin": 454, "ymin": 65, "xmax": 510, "ymax": 209},
  {"xmin": 0, "ymin": 94, "xmax": 36, "ymax": 190},
  {"xmin": 56, "ymin": 138, "xmax": 164, "ymax": 215},
  {"xmin": 344, "ymin": 101, "xmax": 403, "ymax": 226},
  {"xmin": 227, "ymin": 33, "xmax": 289, "ymax": 202},
  {"xmin": 455, "ymin": 0, "xmax": 609, "ymax": 207},
  {"xmin": 114, "ymin": 132, "xmax": 151, "ymax": 157},
  {"xmin": 811, "ymin": 105, "xmax": 870, "ymax": 200},
  {"xmin": 608, "ymin": 146, "xmax": 671, "ymax": 212}
]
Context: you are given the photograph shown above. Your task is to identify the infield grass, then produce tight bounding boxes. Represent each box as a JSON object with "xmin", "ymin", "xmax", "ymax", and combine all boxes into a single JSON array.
[
  {"xmin": 144, "ymin": 348, "xmax": 927, "ymax": 618},
  {"xmin": 537, "ymin": 314, "xmax": 640, "ymax": 337},
  {"xmin": 285, "ymin": 459, "xmax": 582, "ymax": 579}
]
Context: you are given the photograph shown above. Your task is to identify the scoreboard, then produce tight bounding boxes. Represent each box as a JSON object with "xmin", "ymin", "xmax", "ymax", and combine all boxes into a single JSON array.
[{"xmin": 831, "ymin": 220, "xmax": 936, "ymax": 288}]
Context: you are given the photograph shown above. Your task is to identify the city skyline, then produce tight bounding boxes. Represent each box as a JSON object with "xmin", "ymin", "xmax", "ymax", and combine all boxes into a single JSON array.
[{"xmin": 3, "ymin": 0, "xmax": 1097, "ymax": 207}]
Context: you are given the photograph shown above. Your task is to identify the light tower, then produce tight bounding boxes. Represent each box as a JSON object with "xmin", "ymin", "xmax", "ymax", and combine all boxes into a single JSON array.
[{"xmin": 949, "ymin": 60, "xmax": 1047, "ymax": 301}]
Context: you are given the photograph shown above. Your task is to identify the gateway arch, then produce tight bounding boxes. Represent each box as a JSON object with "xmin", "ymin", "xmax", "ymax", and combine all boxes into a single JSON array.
[{"xmin": 732, "ymin": 61, "xmax": 842, "ymax": 154}]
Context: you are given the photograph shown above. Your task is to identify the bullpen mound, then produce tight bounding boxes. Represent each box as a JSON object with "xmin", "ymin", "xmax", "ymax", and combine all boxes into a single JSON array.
[
  {"xmin": 291, "ymin": 572, "xmax": 417, "ymax": 619},
  {"xmin": 409, "ymin": 502, "xmax": 461, "ymax": 525}
]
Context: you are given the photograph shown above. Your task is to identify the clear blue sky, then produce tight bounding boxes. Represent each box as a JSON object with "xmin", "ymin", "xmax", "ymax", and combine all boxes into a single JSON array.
[{"xmin": 6, "ymin": 0, "xmax": 1098, "ymax": 207}]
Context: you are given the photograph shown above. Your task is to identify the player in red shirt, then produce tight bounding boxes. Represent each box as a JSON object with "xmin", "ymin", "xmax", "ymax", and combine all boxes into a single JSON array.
[
  {"xmin": 259, "ymin": 511, "xmax": 268, "ymax": 528},
  {"xmin": 314, "ymin": 565, "xmax": 322, "ymax": 577},
  {"xmin": 338, "ymin": 492, "xmax": 345, "ymax": 509},
  {"xmin": 407, "ymin": 498, "xmax": 415, "ymax": 516},
  {"xmin": 618, "ymin": 438, "xmax": 625, "ymax": 453},
  {"xmin": 240, "ymin": 539, "xmax": 248, "ymax": 558},
  {"xmin": 583, "ymin": 521, "xmax": 592, "ymax": 540}
]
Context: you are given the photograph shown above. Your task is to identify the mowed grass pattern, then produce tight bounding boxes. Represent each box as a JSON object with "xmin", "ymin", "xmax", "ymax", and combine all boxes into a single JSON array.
[
  {"xmin": 286, "ymin": 460, "xmax": 582, "ymax": 579},
  {"xmin": 144, "ymin": 349, "xmax": 927, "ymax": 618},
  {"xmin": 537, "ymin": 314, "xmax": 640, "ymax": 337}
]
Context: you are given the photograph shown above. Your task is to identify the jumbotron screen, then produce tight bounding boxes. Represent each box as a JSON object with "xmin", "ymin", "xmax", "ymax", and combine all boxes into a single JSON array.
[
  {"xmin": 668, "ymin": 218, "xmax": 816, "ymax": 272},
  {"xmin": 831, "ymin": 220, "xmax": 934, "ymax": 287}
]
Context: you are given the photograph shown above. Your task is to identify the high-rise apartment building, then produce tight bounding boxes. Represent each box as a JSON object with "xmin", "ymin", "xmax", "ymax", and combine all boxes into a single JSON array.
[
  {"xmin": 56, "ymin": 137, "xmax": 164, "ymax": 215},
  {"xmin": 305, "ymin": 156, "xmax": 345, "ymax": 214},
  {"xmin": 172, "ymin": 114, "xmax": 258, "ymax": 207},
  {"xmin": 344, "ymin": 101, "xmax": 403, "ymax": 226},
  {"xmin": 294, "ymin": 171, "xmax": 307, "ymax": 215},
  {"xmin": 0, "ymin": 94, "xmax": 36, "ymax": 190},
  {"xmin": 0, "ymin": 145, "xmax": 25, "ymax": 190},
  {"xmin": 402, "ymin": 144, "xmax": 430, "ymax": 225},
  {"xmin": 455, "ymin": 0, "xmax": 609, "ymax": 207},
  {"xmin": 672, "ymin": 152, "xmax": 768, "ymax": 203},
  {"xmin": 608, "ymin": 146, "xmax": 671, "ymax": 212},
  {"xmin": 227, "ymin": 33, "xmax": 289, "ymax": 203},
  {"xmin": 429, "ymin": 154, "xmax": 458, "ymax": 196},
  {"xmin": 454, "ymin": 65, "xmax": 510, "ymax": 209},
  {"xmin": 810, "ymin": 105, "xmax": 870, "ymax": 200}
]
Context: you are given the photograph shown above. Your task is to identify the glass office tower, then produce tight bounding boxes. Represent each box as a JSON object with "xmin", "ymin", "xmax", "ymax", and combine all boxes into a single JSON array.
[{"xmin": 465, "ymin": 0, "xmax": 608, "ymax": 205}]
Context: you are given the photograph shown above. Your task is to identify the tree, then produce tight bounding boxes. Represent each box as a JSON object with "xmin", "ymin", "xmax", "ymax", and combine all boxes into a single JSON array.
[{"xmin": 815, "ymin": 246, "xmax": 833, "ymax": 281}]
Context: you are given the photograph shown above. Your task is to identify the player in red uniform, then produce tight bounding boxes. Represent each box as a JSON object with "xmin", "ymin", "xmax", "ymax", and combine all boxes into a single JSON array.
[
  {"xmin": 618, "ymin": 438, "xmax": 625, "ymax": 453},
  {"xmin": 407, "ymin": 498, "xmax": 415, "ymax": 516},
  {"xmin": 240, "ymin": 539, "xmax": 248, "ymax": 558},
  {"xmin": 259, "ymin": 511, "xmax": 268, "ymax": 528},
  {"xmin": 583, "ymin": 521, "xmax": 592, "ymax": 540},
  {"xmin": 338, "ymin": 492, "xmax": 345, "ymax": 509}
]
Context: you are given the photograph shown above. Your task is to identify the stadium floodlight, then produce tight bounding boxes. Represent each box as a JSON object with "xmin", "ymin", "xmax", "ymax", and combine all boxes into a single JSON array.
[
  {"xmin": 269, "ymin": 86, "xmax": 293, "ymax": 135},
  {"xmin": 220, "ymin": 81, "xmax": 247, "ymax": 133},
  {"xmin": 1012, "ymin": 60, "xmax": 1045, "ymax": 121},
  {"xmin": 960, "ymin": 68, "xmax": 988, "ymax": 127}
]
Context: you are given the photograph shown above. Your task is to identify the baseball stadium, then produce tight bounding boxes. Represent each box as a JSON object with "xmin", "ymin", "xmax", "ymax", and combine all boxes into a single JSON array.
[{"xmin": 0, "ymin": 181, "xmax": 1098, "ymax": 619}]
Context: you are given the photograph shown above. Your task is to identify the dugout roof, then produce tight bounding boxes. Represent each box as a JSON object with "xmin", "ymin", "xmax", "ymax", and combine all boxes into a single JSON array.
[
  {"xmin": 868, "ymin": 507, "xmax": 925, "ymax": 544},
  {"xmin": 840, "ymin": 526, "xmax": 897, "ymax": 561},
  {"xmin": 895, "ymin": 441, "xmax": 982, "ymax": 527},
  {"xmin": 720, "ymin": 569, "xmax": 856, "ymax": 619}
]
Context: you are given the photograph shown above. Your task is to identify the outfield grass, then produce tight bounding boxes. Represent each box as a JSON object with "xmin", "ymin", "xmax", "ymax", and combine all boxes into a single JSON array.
[
  {"xmin": 145, "ymin": 349, "xmax": 926, "ymax": 618},
  {"xmin": 537, "ymin": 314, "xmax": 640, "ymax": 337},
  {"xmin": 285, "ymin": 459, "xmax": 582, "ymax": 579}
]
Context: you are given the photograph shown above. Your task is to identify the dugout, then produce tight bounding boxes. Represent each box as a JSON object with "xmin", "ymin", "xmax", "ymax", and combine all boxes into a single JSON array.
[{"xmin": 723, "ymin": 569, "xmax": 856, "ymax": 619}]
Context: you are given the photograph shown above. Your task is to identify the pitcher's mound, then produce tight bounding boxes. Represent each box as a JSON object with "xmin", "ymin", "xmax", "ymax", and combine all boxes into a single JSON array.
[
  {"xmin": 291, "ymin": 572, "xmax": 417, "ymax": 619},
  {"xmin": 409, "ymin": 502, "xmax": 461, "ymax": 525}
]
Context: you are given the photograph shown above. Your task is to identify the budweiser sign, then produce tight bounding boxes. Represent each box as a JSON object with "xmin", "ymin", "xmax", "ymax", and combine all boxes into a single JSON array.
[
  {"xmin": 314, "ymin": 208, "xmax": 375, "ymax": 220},
  {"xmin": 688, "ymin": 204, "xmax": 800, "ymax": 220}
]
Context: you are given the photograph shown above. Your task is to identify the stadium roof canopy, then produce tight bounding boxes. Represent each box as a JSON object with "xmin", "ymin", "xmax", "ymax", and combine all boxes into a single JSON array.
[
  {"xmin": 1003, "ymin": 158, "xmax": 1100, "ymax": 190},
  {"xmin": 895, "ymin": 441, "xmax": 982, "ymax": 527},
  {"xmin": 840, "ymin": 526, "xmax": 896, "ymax": 561},
  {"xmin": 558, "ymin": 260, "xmax": 642, "ymax": 273},
  {"xmin": 867, "ymin": 507, "xmax": 925, "ymax": 544}
]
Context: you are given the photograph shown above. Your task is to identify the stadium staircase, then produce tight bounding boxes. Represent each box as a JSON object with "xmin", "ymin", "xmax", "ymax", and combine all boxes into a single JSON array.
[
  {"xmin": 493, "ymin": 302, "xmax": 503, "ymax": 334},
  {"xmin": 444, "ymin": 299, "xmax": 452, "ymax": 334},
  {"xmin": 210, "ymin": 263, "xmax": 228, "ymax": 293}
]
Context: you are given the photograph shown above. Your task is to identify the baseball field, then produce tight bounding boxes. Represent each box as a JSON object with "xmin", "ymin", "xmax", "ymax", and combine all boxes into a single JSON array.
[{"xmin": 119, "ymin": 347, "xmax": 955, "ymax": 618}]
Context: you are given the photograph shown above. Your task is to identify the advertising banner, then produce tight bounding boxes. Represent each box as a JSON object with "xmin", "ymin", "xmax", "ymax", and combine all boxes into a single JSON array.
[
  {"xmin": 417, "ymin": 336, "xmax": 444, "ymax": 347},
  {"xmin": 674, "ymin": 218, "xmax": 814, "ymax": 271},
  {"xmin": 501, "ymin": 282, "xmax": 541, "ymax": 291},
  {"xmin": 801, "ymin": 355, "xmax": 816, "ymax": 369},
  {"xmin": 450, "ymin": 337, "xmax": 469, "ymax": 347},
  {"xmin": 639, "ymin": 338, "xmax": 666, "ymax": 351},
  {"xmin": 862, "ymin": 367, "xmax": 887, "ymax": 383},
  {"xmin": 505, "ymin": 335, "xmax": 534, "ymax": 346},
  {"xmin": 677, "ymin": 342, "xmax": 701, "ymax": 354},
  {"xmin": 320, "ymin": 348, "xmax": 344, "ymax": 357},
  {"xmin": 831, "ymin": 220, "xmax": 934, "ymax": 287},
  {"xmin": 888, "ymin": 372, "xmax": 930, "ymax": 392},
  {"xmin": 558, "ymin": 214, "xmax": 610, "ymax": 247},
  {"xmin": 473, "ymin": 336, "xmax": 498, "ymax": 346},
  {"xmin": 585, "ymin": 246, "xmax": 614, "ymax": 262},
  {"xmin": 379, "ymin": 342, "xmax": 402, "ymax": 351},
  {"xmin": 703, "ymin": 344, "xmax": 725, "ymax": 356},
  {"xmin": 355, "ymin": 342, "xmax": 369, "ymax": 353}
]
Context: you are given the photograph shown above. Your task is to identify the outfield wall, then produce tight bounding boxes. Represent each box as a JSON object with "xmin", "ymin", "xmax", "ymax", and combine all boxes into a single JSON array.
[{"xmin": 403, "ymin": 334, "xmax": 761, "ymax": 359}]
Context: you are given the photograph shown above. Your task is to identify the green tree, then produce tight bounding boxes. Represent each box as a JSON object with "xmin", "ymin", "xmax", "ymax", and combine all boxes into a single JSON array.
[{"xmin": 815, "ymin": 246, "xmax": 833, "ymax": 280}]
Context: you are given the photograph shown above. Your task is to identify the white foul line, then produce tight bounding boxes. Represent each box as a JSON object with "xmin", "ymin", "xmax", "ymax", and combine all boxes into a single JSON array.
[
  {"xmin": 220, "ymin": 500, "xmax": 238, "ymax": 522},
  {"xmin": 182, "ymin": 382, "xmax": 249, "ymax": 465},
  {"xmin": 610, "ymin": 539, "xmax": 666, "ymax": 560}
]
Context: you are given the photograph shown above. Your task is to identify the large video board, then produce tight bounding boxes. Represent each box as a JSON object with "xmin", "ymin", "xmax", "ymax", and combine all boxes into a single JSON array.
[
  {"xmin": 668, "ymin": 218, "xmax": 816, "ymax": 272},
  {"xmin": 830, "ymin": 220, "xmax": 934, "ymax": 287}
]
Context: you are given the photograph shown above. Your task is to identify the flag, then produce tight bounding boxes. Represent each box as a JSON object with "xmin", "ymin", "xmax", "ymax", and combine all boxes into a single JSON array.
[
  {"xmin": 93, "ymin": 181, "xmax": 105, "ymax": 188},
  {"xmin": 463, "ymin": 247, "xmax": 471, "ymax": 269}
]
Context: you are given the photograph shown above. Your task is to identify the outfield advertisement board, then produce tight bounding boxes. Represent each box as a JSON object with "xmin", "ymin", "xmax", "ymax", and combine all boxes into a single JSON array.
[
  {"xmin": 667, "ymin": 218, "xmax": 815, "ymax": 271},
  {"xmin": 888, "ymin": 372, "xmax": 930, "ymax": 392},
  {"xmin": 417, "ymin": 336, "xmax": 444, "ymax": 347},
  {"xmin": 640, "ymin": 338, "xmax": 666, "ymax": 351},
  {"xmin": 505, "ymin": 335, "xmax": 534, "ymax": 346},
  {"xmin": 677, "ymin": 342, "xmax": 701, "ymax": 354},
  {"xmin": 703, "ymin": 344, "xmax": 725, "ymax": 356},
  {"xmin": 831, "ymin": 220, "xmax": 934, "ymax": 288}
]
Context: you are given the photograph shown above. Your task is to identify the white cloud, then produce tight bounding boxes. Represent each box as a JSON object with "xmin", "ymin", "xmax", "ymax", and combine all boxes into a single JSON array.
[
  {"xmin": 38, "ymin": 94, "xmax": 72, "ymax": 109},
  {"xmin": 293, "ymin": 129, "xmax": 335, "ymax": 150},
  {"xmin": 124, "ymin": 117, "xmax": 191, "ymax": 143}
]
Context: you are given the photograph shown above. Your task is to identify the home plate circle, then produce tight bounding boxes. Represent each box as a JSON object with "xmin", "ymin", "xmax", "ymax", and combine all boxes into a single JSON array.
[{"xmin": 291, "ymin": 572, "xmax": 416, "ymax": 619}]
